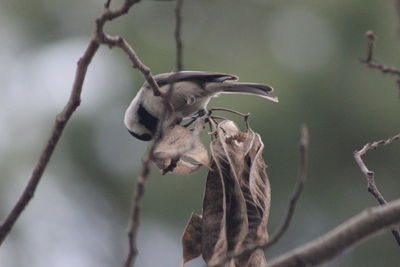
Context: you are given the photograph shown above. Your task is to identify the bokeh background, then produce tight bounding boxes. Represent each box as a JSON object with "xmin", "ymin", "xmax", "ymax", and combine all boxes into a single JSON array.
[{"xmin": 1, "ymin": 0, "xmax": 400, "ymax": 266}]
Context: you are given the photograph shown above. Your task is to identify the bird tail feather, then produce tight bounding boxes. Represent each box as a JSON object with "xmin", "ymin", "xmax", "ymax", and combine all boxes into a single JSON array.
[{"xmin": 210, "ymin": 82, "xmax": 279, "ymax": 102}]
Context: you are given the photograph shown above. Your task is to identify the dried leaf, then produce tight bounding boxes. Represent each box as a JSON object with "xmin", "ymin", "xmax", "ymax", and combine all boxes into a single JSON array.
[
  {"xmin": 236, "ymin": 132, "xmax": 270, "ymax": 265},
  {"xmin": 214, "ymin": 122, "xmax": 249, "ymax": 253},
  {"xmin": 182, "ymin": 213, "xmax": 203, "ymax": 264},
  {"xmin": 182, "ymin": 120, "xmax": 271, "ymax": 267},
  {"xmin": 152, "ymin": 158, "xmax": 202, "ymax": 175},
  {"xmin": 152, "ymin": 124, "xmax": 210, "ymax": 174},
  {"xmin": 201, "ymin": 161, "xmax": 227, "ymax": 267},
  {"xmin": 211, "ymin": 121, "xmax": 270, "ymax": 266},
  {"xmin": 242, "ymin": 249, "xmax": 268, "ymax": 267}
]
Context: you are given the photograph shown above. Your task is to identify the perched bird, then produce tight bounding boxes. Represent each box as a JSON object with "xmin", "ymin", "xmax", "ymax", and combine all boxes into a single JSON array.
[{"xmin": 124, "ymin": 71, "xmax": 278, "ymax": 141}]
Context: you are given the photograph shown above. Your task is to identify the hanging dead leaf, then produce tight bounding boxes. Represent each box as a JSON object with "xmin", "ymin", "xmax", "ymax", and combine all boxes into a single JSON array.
[
  {"xmin": 181, "ymin": 212, "xmax": 203, "ymax": 265},
  {"xmin": 181, "ymin": 120, "xmax": 271, "ymax": 267},
  {"xmin": 152, "ymin": 157, "xmax": 202, "ymax": 175},
  {"xmin": 201, "ymin": 161, "xmax": 227, "ymax": 267},
  {"xmin": 245, "ymin": 133, "xmax": 271, "ymax": 243},
  {"xmin": 152, "ymin": 124, "xmax": 210, "ymax": 174},
  {"xmin": 233, "ymin": 132, "xmax": 270, "ymax": 266},
  {"xmin": 213, "ymin": 121, "xmax": 250, "ymax": 255}
]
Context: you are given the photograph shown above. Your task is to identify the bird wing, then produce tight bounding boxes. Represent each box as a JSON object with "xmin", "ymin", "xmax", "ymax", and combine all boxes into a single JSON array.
[
  {"xmin": 168, "ymin": 81, "xmax": 200, "ymax": 112},
  {"xmin": 151, "ymin": 71, "xmax": 239, "ymax": 87}
]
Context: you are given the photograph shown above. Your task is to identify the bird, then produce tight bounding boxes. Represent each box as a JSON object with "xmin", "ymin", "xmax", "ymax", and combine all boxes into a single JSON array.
[{"xmin": 124, "ymin": 71, "xmax": 278, "ymax": 141}]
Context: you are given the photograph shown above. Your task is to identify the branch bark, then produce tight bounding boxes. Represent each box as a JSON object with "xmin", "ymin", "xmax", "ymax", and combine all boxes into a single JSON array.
[
  {"xmin": 360, "ymin": 31, "xmax": 400, "ymax": 88},
  {"xmin": 0, "ymin": 0, "xmax": 163, "ymax": 251},
  {"xmin": 268, "ymin": 198, "xmax": 400, "ymax": 267},
  {"xmin": 0, "ymin": 38, "xmax": 100, "ymax": 247},
  {"xmin": 266, "ymin": 124, "xmax": 308, "ymax": 248},
  {"xmin": 174, "ymin": 0, "xmax": 184, "ymax": 71},
  {"xmin": 354, "ymin": 133, "xmax": 400, "ymax": 246}
]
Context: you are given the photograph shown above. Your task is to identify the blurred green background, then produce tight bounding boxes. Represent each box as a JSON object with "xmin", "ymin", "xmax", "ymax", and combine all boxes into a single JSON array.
[{"xmin": 1, "ymin": 0, "xmax": 400, "ymax": 266}]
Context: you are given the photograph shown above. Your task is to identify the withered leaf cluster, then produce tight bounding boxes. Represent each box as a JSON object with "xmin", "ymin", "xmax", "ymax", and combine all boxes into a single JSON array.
[
  {"xmin": 152, "ymin": 123, "xmax": 210, "ymax": 175},
  {"xmin": 180, "ymin": 120, "xmax": 271, "ymax": 267}
]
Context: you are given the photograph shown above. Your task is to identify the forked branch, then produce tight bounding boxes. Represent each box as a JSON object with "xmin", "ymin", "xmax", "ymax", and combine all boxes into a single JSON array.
[
  {"xmin": 354, "ymin": 133, "xmax": 400, "ymax": 246},
  {"xmin": 0, "ymin": 0, "xmax": 162, "ymax": 254},
  {"xmin": 360, "ymin": 31, "xmax": 400, "ymax": 88},
  {"xmin": 0, "ymin": 39, "xmax": 100, "ymax": 246}
]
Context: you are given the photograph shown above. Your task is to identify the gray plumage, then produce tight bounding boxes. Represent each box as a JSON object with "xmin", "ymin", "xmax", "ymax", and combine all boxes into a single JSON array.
[{"xmin": 124, "ymin": 71, "xmax": 278, "ymax": 141}]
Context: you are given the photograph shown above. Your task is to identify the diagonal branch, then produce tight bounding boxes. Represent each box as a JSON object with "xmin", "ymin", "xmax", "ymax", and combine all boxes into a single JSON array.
[
  {"xmin": 0, "ymin": 0, "xmax": 163, "ymax": 250},
  {"xmin": 267, "ymin": 198, "xmax": 400, "ymax": 267},
  {"xmin": 354, "ymin": 133, "xmax": 400, "ymax": 246},
  {"xmin": 0, "ymin": 39, "xmax": 100, "ymax": 246}
]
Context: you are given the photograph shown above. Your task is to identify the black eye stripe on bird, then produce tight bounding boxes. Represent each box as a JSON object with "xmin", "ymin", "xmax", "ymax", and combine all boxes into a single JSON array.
[
  {"xmin": 137, "ymin": 103, "xmax": 159, "ymax": 134},
  {"xmin": 124, "ymin": 71, "xmax": 278, "ymax": 141}
]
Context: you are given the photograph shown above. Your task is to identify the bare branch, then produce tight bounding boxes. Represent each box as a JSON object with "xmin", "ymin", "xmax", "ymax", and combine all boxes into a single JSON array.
[
  {"xmin": 95, "ymin": 33, "xmax": 162, "ymax": 97},
  {"xmin": 0, "ymin": 39, "xmax": 100, "ymax": 246},
  {"xmin": 124, "ymin": 142, "xmax": 156, "ymax": 267},
  {"xmin": 104, "ymin": 0, "xmax": 112, "ymax": 9},
  {"xmin": 354, "ymin": 133, "xmax": 400, "ymax": 246},
  {"xmin": 124, "ymin": 30, "xmax": 190, "ymax": 263},
  {"xmin": 209, "ymin": 108, "xmax": 250, "ymax": 129},
  {"xmin": 267, "ymin": 198, "xmax": 400, "ymax": 267},
  {"xmin": 266, "ymin": 124, "xmax": 308, "ymax": 248},
  {"xmin": 174, "ymin": 0, "xmax": 184, "ymax": 71},
  {"xmin": 0, "ymin": 0, "xmax": 159, "ymax": 253},
  {"xmin": 395, "ymin": 0, "xmax": 400, "ymax": 30},
  {"xmin": 360, "ymin": 31, "xmax": 400, "ymax": 87}
]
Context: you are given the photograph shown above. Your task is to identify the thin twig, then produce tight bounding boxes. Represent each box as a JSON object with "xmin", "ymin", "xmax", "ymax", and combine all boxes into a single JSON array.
[
  {"xmin": 396, "ymin": 0, "xmax": 400, "ymax": 30},
  {"xmin": 266, "ymin": 124, "xmax": 308, "ymax": 248},
  {"xmin": 124, "ymin": 141, "xmax": 158, "ymax": 267},
  {"xmin": 268, "ymin": 198, "xmax": 400, "ymax": 267},
  {"xmin": 216, "ymin": 125, "xmax": 309, "ymax": 265},
  {"xmin": 360, "ymin": 31, "xmax": 400, "ymax": 88},
  {"xmin": 123, "ymin": 49, "xmax": 177, "ymax": 267},
  {"xmin": 354, "ymin": 133, "xmax": 400, "ymax": 246},
  {"xmin": 104, "ymin": 0, "xmax": 112, "ymax": 9},
  {"xmin": 124, "ymin": 43, "xmax": 189, "ymax": 263},
  {"xmin": 210, "ymin": 115, "xmax": 229, "ymax": 121},
  {"xmin": 174, "ymin": 0, "xmax": 184, "ymax": 71},
  {"xmin": 210, "ymin": 108, "xmax": 251, "ymax": 129},
  {"xmin": 96, "ymin": 35, "xmax": 163, "ymax": 97},
  {"xmin": 124, "ymin": 103, "xmax": 173, "ymax": 266},
  {"xmin": 127, "ymin": 0, "xmax": 186, "ymax": 219}
]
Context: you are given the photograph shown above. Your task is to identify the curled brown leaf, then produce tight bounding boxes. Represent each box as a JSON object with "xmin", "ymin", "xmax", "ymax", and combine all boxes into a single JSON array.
[
  {"xmin": 181, "ymin": 212, "xmax": 203, "ymax": 265},
  {"xmin": 182, "ymin": 120, "xmax": 271, "ymax": 266},
  {"xmin": 152, "ymin": 124, "xmax": 210, "ymax": 174}
]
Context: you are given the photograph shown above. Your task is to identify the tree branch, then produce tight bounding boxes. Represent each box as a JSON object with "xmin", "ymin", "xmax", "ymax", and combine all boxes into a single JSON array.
[
  {"xmin": 0, "ymin": 38, "xmax": 100, "ymax": 247},
  {"xmin": 360, "ymin": 31, "xmax": 400, "ymax": 88},
  {"xmin": 354, "ymin": 133, "xmax": 400, "ymax": 246},
  {"xmin": 266, "ymin": 124, "xmax": 309, "ymax": 248},
  {"xmin": 124, "ymin": 143, "xmax": 157, "ymax": 267},
  {"xmin": 267, "ymin": 198, "xmax": 400, "ymax": 267},
  {"xmin": 0, "ymin": 0, "xmax": 163, "ymax": 250},
  {"xmin": 122, "ymin": 1, "xmax": 188, "ymax": 262},
  {"xmin": 174, "ymin": 0, "xmax": 184, "ymax": 71}
]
